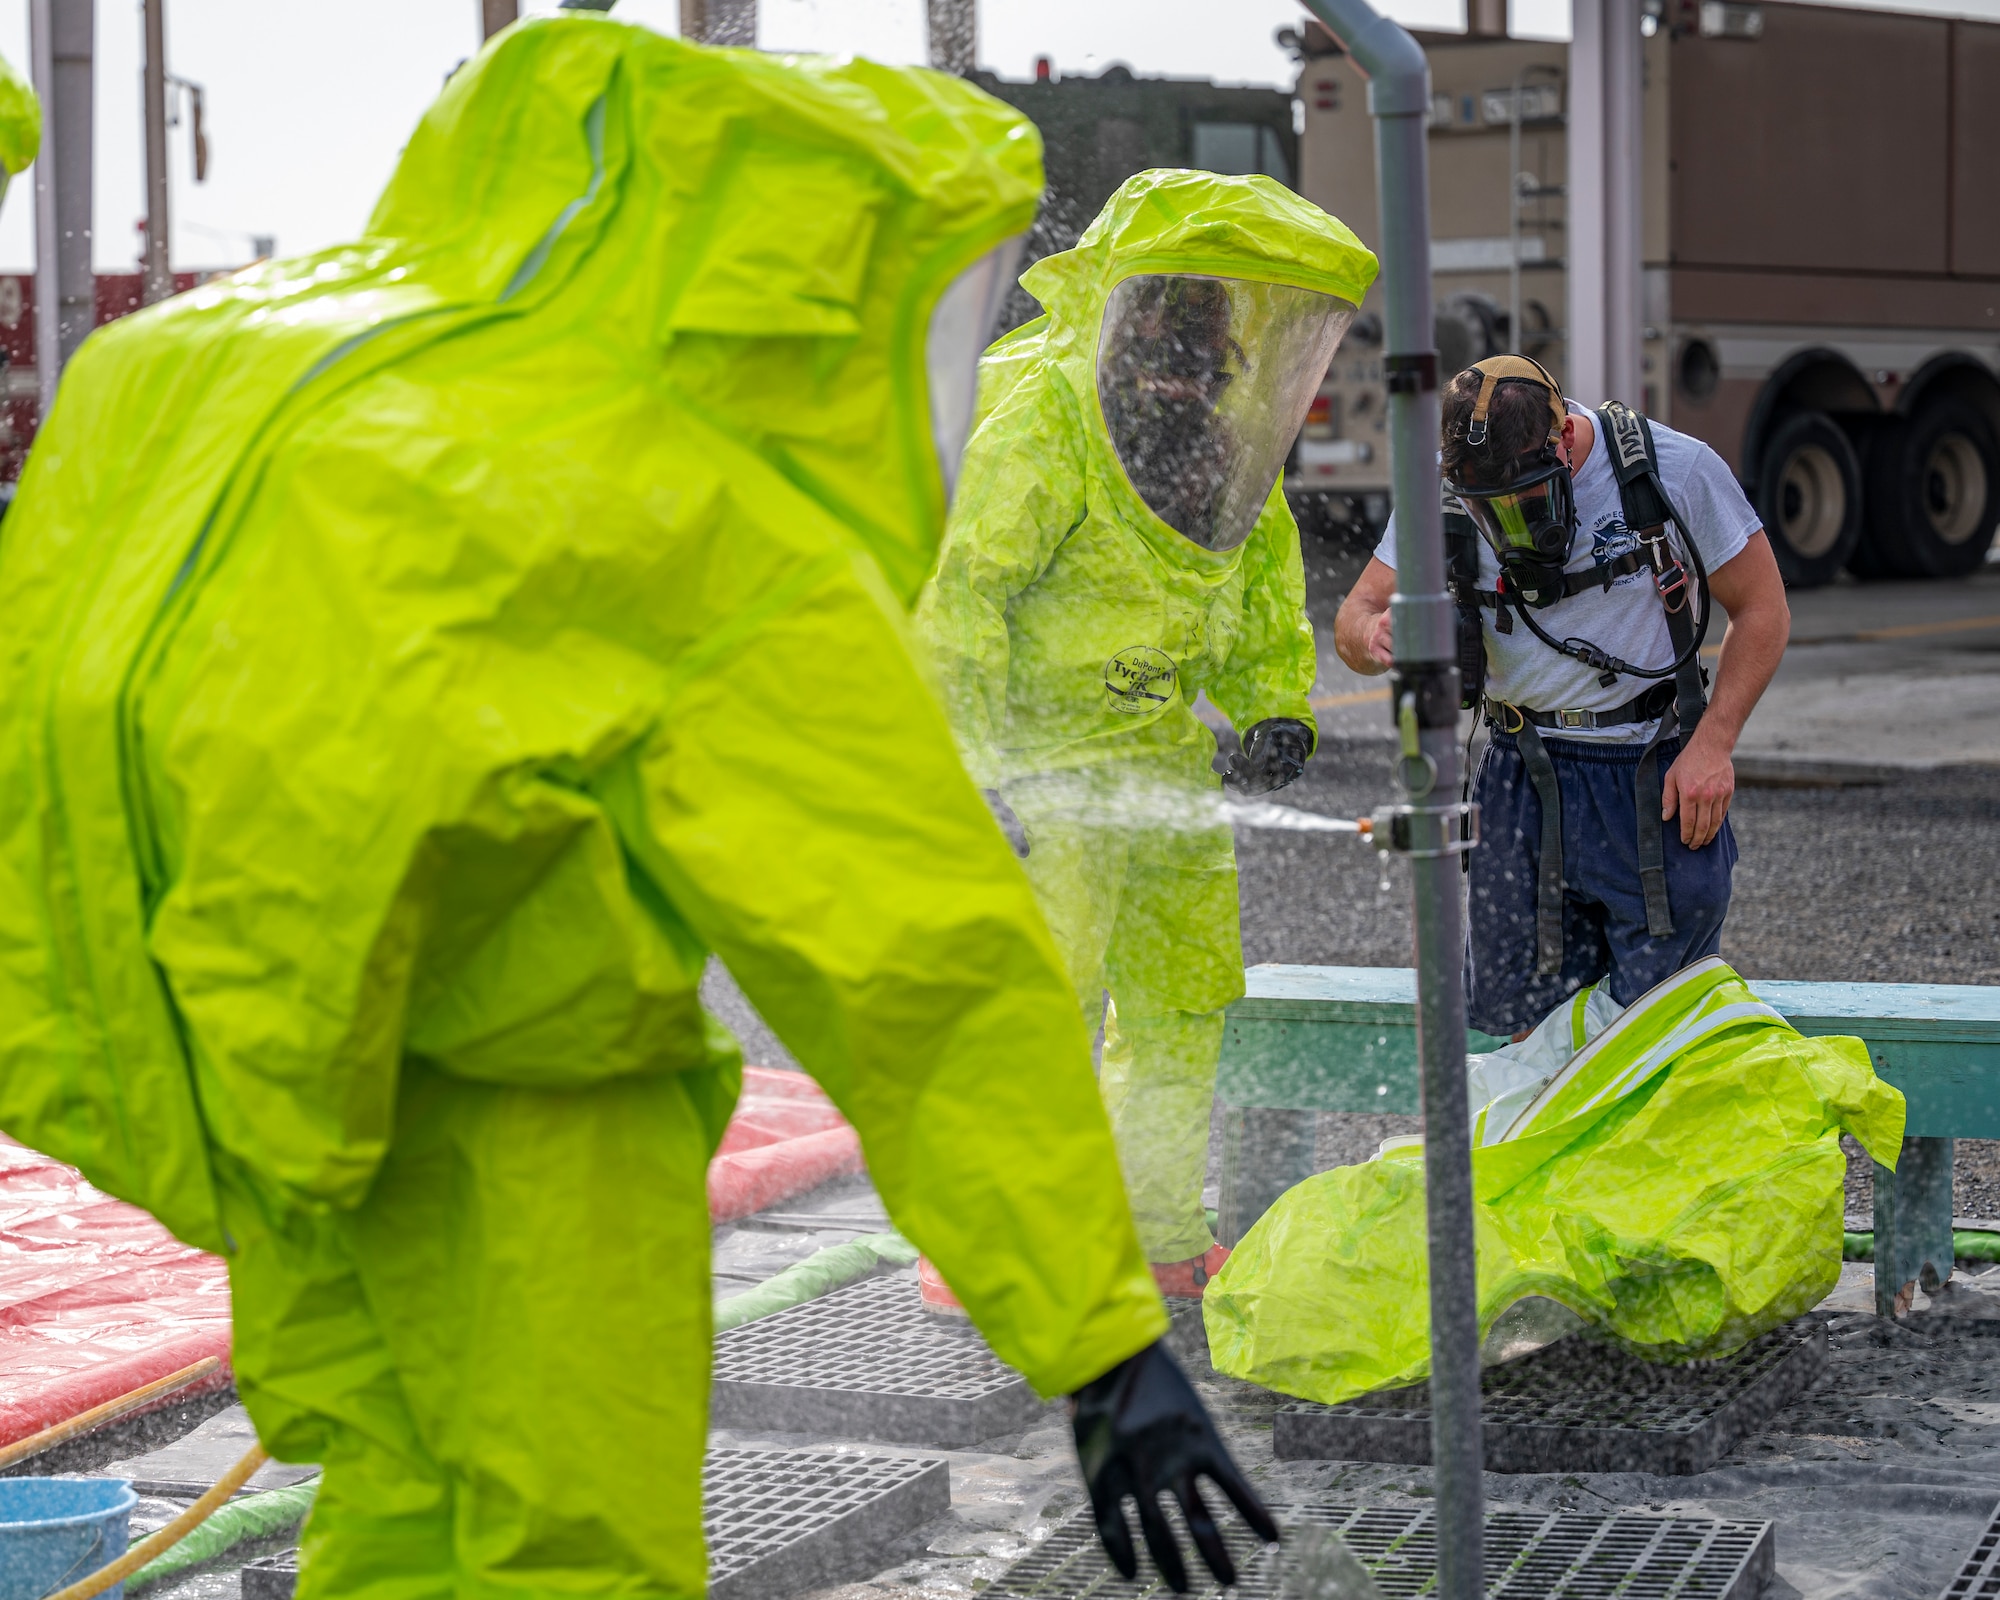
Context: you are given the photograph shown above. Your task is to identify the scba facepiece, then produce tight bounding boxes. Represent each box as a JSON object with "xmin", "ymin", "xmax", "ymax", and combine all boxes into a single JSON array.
[{"xmin": 1443, "ymin": 355, "xmax": 1579, "ymax": 609}]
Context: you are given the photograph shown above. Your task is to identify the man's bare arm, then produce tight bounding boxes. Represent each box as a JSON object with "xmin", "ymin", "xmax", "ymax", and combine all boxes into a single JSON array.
[
  {"xmin": 1333, "ymin": 557, "xmax": 1398, "ymax": 676},
  {"xmin": 1661, "ymin": 530, "xmax": 1790, "ymax": 850}
]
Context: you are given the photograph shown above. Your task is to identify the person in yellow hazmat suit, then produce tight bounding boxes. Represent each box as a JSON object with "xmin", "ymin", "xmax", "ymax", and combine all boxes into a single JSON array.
[
  {"xmin": 0, "ymin": 20, "xmax": 1272, "ymax": 1600},
  {"xmin": 917, "ymin": 171, "xmax": 1378, "ymax": 1295}
]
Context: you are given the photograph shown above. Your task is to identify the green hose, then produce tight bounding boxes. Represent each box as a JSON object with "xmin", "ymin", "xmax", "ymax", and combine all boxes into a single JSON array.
[
  {"xmin": 127, "ymin": 1478, "xmax": 317, "ymax": 1592},
  {"xmin": 1841, "ymin": 1229, "xmax": 2000, "ymax": 1266},
  {"xmin": 715, "ymin": 1232, "xmax": 917, "ymax": 1332}
]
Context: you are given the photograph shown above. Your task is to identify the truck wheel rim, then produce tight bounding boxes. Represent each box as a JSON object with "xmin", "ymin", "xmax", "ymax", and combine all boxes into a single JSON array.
[
  {"xmin": 1923, "ymin": 433, "xmax": 1987, "ymax": 547},
  {"xmin": 1778, "ymin": 442, "xmax": 1845, "ymax": 559}
]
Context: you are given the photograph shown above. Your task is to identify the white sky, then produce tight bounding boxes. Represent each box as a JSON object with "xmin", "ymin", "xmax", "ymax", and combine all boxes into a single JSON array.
[{"xmin": 0, "ymin": 0, "xmax": 1995, "ymax": 272}]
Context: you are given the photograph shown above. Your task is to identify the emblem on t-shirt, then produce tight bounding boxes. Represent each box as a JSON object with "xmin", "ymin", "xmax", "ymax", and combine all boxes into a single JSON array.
[
  {"xmin": 1104, "ymin": 646, "xmax": 1178, "ymax": 713},
  {"xmin": 1590, "ymin": 515, "xmax": 1643, "ymax": 583}
]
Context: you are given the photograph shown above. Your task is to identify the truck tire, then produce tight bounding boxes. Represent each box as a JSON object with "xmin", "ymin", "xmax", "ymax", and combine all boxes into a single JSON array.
[
  {"xmin": 1858, "ymin": 401, "xmax": 2000, "ymax": 578},
  {"xmin": 1755, "ymin": 411, "xmax": 1862, "ymax": 588}
]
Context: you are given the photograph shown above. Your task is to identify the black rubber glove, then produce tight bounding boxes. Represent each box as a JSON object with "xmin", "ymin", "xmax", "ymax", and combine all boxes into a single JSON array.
[
  {"xmin": 1070, "ymin": 1340, "xmax": 1280, "ymax": 1592},
  {"xmin": 1223, "ymin": 718, "xmax": 1313, "ymax": 797},
  {"xmin": 982, "ymin": 788, "xmax": 1030, "ymax": 858}
]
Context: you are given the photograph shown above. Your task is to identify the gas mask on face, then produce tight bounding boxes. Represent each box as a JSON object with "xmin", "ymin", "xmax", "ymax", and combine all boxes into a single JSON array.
[
  {"xmin": 1096, "ymin": 274, "xmax": 1354, "ymax": 553},
  {"xmin": 926, "ymin": 236, "xmax": 1026, "ymax": 502},
  {"xmin": 1443, "ymin": 355, "xmax": 1580, "ymax": 608}
]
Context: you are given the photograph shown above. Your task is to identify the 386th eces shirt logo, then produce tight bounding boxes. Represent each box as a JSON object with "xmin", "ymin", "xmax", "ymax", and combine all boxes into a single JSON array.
[{"xmin": 1104, "ymin": 646, "xmax": 1178, "ymax": 713}]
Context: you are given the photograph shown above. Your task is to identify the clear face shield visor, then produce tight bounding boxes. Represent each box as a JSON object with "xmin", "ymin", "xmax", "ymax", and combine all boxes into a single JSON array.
[
  {"xmin": 1094, "ymin": 274, "xmax": 1355, "ymax": 553},
  {"xmin": 926, "ymin": 236, "xmax": 1026, "ymax": 503}
]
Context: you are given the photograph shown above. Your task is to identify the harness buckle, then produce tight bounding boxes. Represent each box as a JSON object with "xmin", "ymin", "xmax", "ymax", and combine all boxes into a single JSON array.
[{"xmin": 1557, "ymin": 708, "xmax": 1590, "ymax": 729}]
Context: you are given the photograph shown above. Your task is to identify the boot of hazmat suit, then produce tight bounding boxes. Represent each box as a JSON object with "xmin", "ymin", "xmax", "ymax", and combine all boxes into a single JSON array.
[
  {"xmin": 0, "ymin": 21, "xmax": 1182, "ymax": 1600},
  {"xmin": 917, "ymin": 171, "xmax": 1377, "ymax": 1274}
]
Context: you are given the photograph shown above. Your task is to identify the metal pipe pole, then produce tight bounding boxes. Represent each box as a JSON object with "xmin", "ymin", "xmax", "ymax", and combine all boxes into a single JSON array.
[
  {"xmin": 1299, "ymin": 3, "xmax": 1482, "ymax": 1597},
  {"xmin": 142, "ymin": 0, "xmax": 170, "ymax": 306},
  {"xmin": 480, "ymin": 0, "xmax": 519, "ymax": 40},
  {"xmin": 44, "ymin": 0, "xmax": 92, "ymax": 382},
  {"xmin": 28, "ymin": 0, "xmax": 58, "ymax": 421},
  {"xmin": 1509, "ymin": 69, "xmax": 1523, "ymax": 357},
  {"xmin": 1603, "ymin": 0, "xmax": 1643, "ymax": 404}
]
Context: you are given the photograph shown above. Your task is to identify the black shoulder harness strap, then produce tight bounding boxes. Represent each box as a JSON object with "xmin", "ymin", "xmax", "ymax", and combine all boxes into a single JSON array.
[{"xmin": 1597, "ymin": 400, "xmax": 1708, "ymax": 739}]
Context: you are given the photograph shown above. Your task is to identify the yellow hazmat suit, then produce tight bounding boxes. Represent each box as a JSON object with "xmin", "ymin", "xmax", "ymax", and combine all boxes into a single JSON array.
[
  {"xmin": 0, "ymin": 20, "xmax": 1164, "ymax": 1599},
  {"xmin": 0, "ymin": 47, "xmax": 36, "ymax": 203},
  {"xmin": 917, "ymin": 172, "xmax": 1377, "ymax": 1264}
]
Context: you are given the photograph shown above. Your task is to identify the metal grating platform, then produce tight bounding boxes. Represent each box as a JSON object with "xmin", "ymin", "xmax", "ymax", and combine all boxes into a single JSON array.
[
  {"xmin": 241, "ymin": 1552, "xmax": 296, "ymax": 1600},
  {"xmin": 1941, "ymin": 1498, "xmax": 2000, "ymax": 1600},
  {"xmin": 1275, "ymin": 1320, "xmax": 1827, "ymax": 1475},
  {"xmin": 710, "ymin": 1272, "xmax": 1045, "ymax": 1446},
  {"xmin": 992, "ymin": 1501, "xmax": 1773, "ymax": 1600},
  {"xmin": 705, "ymin": 1446, "xmax": 950, "ymax": 1600},
  {"xmin": 235, "ymin": 1446, "xmax": 948, "ymax": 1600}
]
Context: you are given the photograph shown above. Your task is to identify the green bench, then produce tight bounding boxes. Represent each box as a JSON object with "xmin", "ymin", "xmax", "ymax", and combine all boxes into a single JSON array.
[{"xmin": 1215, "ymin": 964, "xmax": 2000, "ymax": 1317}]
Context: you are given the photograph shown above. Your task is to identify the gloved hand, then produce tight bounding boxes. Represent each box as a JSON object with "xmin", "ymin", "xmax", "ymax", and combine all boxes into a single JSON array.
[
  {"xmin": 982, "ymin": 788, "xmax": 1030, "ymax": 858},
  {"xmin": 1070, "ymin": 1340, "xmax": 1279, "ymax": 1592},
  {"xmin": 1223, "ymin": 717, "xmax": 1313, "ymax": 796}
]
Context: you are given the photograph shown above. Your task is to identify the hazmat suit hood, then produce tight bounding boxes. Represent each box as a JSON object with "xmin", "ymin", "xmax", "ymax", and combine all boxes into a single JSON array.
[
  {"xmin": 1020, "ymin": 168, "xmax": 1377, "ymax": 326},
  {"xmin": 0, "ymin": 18, "xmax": 1050, "ymax": 1249},
  {"xmin": 360, "ymin": 21, "xmax": 1040, "ymax": 602},
  {"xmin": 1020, "ymin": 170, "xmax": 1378, "ymax": 557}
]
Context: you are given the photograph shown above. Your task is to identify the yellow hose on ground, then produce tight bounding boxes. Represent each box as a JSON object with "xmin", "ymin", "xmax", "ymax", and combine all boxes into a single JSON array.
[
  {"xmin": 0, "ymin": 1358, "xmax": 224, "ymax": 1472},
  {"xmin": 41, "ymin": 1443, "xmax": 269, "ymax": 1600}
]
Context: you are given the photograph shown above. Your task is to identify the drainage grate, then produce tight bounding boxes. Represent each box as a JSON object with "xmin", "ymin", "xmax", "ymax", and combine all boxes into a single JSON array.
[
  {"xmin": 242, "ymin": 1552, "xmax": 297, "ymax": 1600},
  {"xmin": 1275, "ymin": 1321, "xmax": 1827, "ymax": 1475},
  {"xmin": 706, "ymin": 1446, "xmax": 949, "ymax": 1600},
  {"xmin": 992, "ymin": 1502, "xmax": 1773, "ymax": 1600},
  {"xmin": 1940, "ymin": 1498, "xmax": 2000, "ymax": 1600},
  {"xmin": 710, "ymin": 1272, "xmax": 1045, "ymax": 1445},
  {"xmin": 235, "ymin": 1447, "xmax": 948, "ymax": 1600}
]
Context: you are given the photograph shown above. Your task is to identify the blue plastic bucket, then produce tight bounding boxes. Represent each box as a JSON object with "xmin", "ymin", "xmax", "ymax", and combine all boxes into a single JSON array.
[{"xmin": 0, "ymin": 1479, "xmax": 137, "ymax": 1600}]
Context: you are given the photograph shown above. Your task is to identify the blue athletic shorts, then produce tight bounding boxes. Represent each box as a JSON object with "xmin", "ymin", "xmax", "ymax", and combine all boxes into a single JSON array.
[{"xmin": 1464, "ymin": 730, "xmax": 1737, "ymax": 1037}]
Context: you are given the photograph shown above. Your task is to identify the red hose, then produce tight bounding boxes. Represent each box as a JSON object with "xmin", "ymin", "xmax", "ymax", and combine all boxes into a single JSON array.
[{"xmin": 708, "ymin": 1124, "xmax": 864, "ymax": 1222}]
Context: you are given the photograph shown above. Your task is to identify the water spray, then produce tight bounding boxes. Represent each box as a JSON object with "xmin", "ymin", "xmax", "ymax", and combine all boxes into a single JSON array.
[{"xmin": 1217, "ymin": 800, "xmax": 1368, "ymax": 836}]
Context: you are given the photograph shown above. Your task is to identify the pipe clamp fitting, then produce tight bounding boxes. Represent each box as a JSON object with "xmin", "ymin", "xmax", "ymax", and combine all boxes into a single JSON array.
[{"xmin": 1369, "ymin": 801, "xmax": 1481, "ymax": 859}]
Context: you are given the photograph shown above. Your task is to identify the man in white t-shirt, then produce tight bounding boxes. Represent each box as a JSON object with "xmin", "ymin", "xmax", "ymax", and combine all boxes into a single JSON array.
[{"xmin": 1334, "ymin": 356, "xmax": 1790, "ymax": 1036}]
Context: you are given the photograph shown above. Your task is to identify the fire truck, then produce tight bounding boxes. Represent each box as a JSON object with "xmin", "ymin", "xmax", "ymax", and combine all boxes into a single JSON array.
[
  {"xmin": 0, "ymin": 270, "xmax": 204, "ymax": 501},
  {"xmin": 1292, "ymin": 0, "xmax": 2000, "ymax": 585}
]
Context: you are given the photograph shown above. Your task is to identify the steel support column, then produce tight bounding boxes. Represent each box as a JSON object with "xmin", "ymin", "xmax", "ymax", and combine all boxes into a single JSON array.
[
  {"xmin": 481, "ymin": 0, "xmax": 519, "ymax": 41},
  {"xmin": 1568, "ymin": 0, "xmax": 1642, "ymax": 406},
  {"xmin": 142, "ymin": 0, "xmax": 170, "ymax": 306},
  {"xmin": 30, "ymin": 0, "xmax": 93, "ymax": 416},
  {"xmin": 927, "ymin": 0, "xmax": 975, "ymax": 74},
  {"xmin": 1298, "ymin": 4, "xmax": 1483, "ymax": 1597},
  {"xmin": 681, "ymin": 0, "xmax": 755, "ymax": 45}
]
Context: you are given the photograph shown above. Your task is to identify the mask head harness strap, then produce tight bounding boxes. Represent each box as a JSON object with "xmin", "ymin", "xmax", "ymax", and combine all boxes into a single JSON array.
[{"xmin": 1462, "ymin": 354, "xmax": 1566, "ymax": 450}]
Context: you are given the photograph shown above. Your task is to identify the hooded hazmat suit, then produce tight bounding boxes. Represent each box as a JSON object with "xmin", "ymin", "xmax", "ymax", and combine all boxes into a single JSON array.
[
  {"xmin": 1204, "ymin": 958, "xmax": 1906, "ymax": 1402},
  {"xmin": 916, "ymin": 172, "xmax": 1377, "ymax": 1266},
  {"xmin": 0, "ymin": 20, "xmax": 1169, "ymax": 1599}
]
